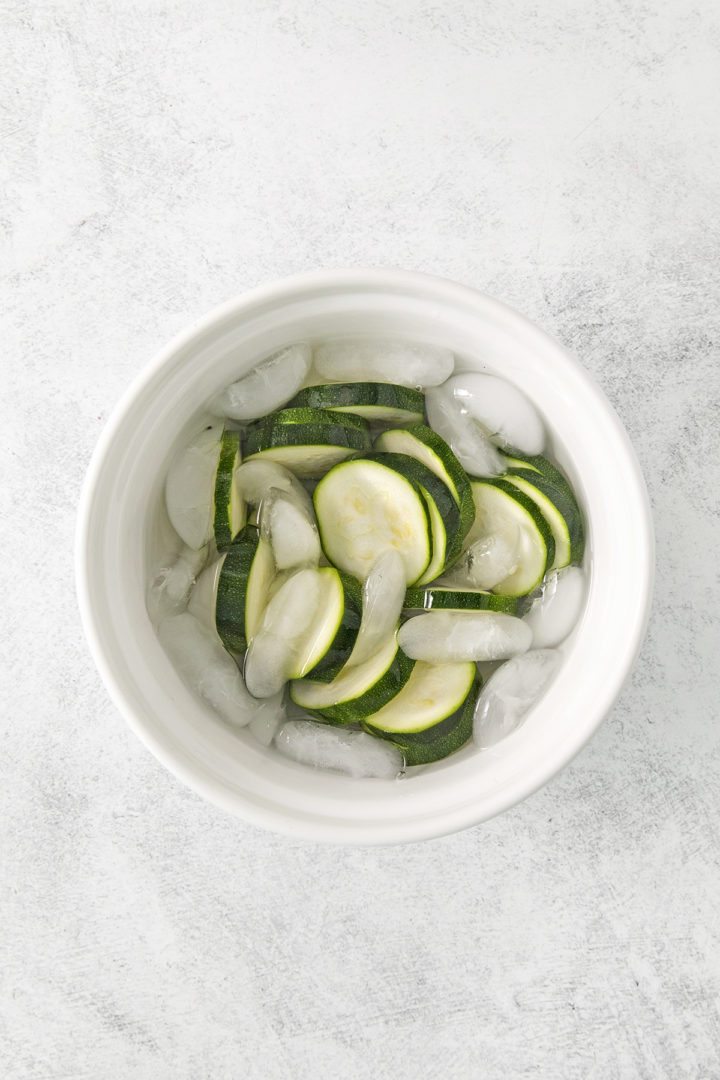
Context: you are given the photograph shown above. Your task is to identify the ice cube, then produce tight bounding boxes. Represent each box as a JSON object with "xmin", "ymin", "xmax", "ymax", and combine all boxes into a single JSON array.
[
  {"xmin": 157, "ymin": 611, "xmax": 282, "ymax": 727},
  {"xmin": 473, "ymin": 649, "xmax": 561, "ymax": 747},
  {"xmin": 209, "ymin": 343, "xmax": 312, "ymax": 420},
  {"xmin": 313, "ymin": 338, "xmax": 454, "ymax": 388},
  {"xmin": 235, "ymin": 459, "xmax": 313, "ymax": 512},
  {"xmin": 146, "ymin": 545, "xmax": 209, "ymax": 625},
  {"xmin": 244, "ymin": 569, "xmax": 321, "ymax": 697},
  {"xmin": 259, "ymin": 489, "xmax": 321, "ymax": 570},
  {"xmin": 398, "ymin": 611, "xmax": 532, "ymax": 662},
  {"xmin": 441, "ymin": 373, "xmax": 545, "ymax": 456},
  {"xmin": 248, "ymin": 711, "xmax": 283, "ymax": 747},
  {"xmin": 164, "ymin": 423, "xmax": 224, "ymax": 549},
  {"xmin": 425, "ymin": 388, "xmax": 505, "ymax": 477},
  {"xmin": 524, "ymin": 565, "xmax": 585, "ymax": 648},
  {"xmin": 274, "ymin": 720, "xmax": 404, "ymax": 779},
  {"xmin": 187, "ymin": 555, "xmax": 224, "ymax": 631},
  {"xmin": 347, "ymin": 549, "xmax": 406, "ymax": 668},
  {"xmin": 438, "ymin": 531, "xmax": 521, "ymax": 591}
]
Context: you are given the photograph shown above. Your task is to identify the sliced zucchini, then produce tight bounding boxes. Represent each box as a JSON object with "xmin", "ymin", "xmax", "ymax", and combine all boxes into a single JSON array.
[
  {"xmin": 403, "ymin": 586, "xmax": 520, "ymax": 615},
  {"xmin": 290, "ymin": 632, "xmax": 415, "ymax": 724},
  {"xmin": 287, "ymin": 383, "xmax": 424, "ymax": 425},
  {"xmin": 504, "ymin": 473, "xmax": 584, "ymax": 569},
  {"xmin": 244, "ymin": 407, "xmax": 371, "ymax": 478},
  {"xmin": 503, "ymin": 453, "xmax": 541, "ymax": 475},
  {"xmin": 503, "ymin": 460, "xmax": 585, "ymax": 566},
  {"xmin": 301, "ymin": 569, "xmax": 362, "ymax": 682},
  {"xmin": 418, "ymin": 486, "xmax": 451, "ymax": 585},
  {"xmin": 243, "ymin": 567, "xmax": 362, "ymax": 695},
  {"xmin": 373, "ymin": 424, "xmax": 475, "ymax": 540},
  {"xmin": 189, "ymin": 525, "xmax": 275, "ymax": 654},
  {"xmin": 213, "ymin": 430, "xmax": 246, "ymax": 550},
  {"xmin": 502, "ymin": 449, "xmax": 576, "ymax": 499},
  {"xmin": 396, "ymin": 679, "xmax": 479, "ymax": 766},
  {"xmin": 362, "ymin": 451, "xmax": 463, "ymax": 582},
  {"xmin": 466, "ymin": 480, "xmax": 555, "ymax": 596},
  {"xmin": 313, "ymin": 458, "xmax": 432, "ymax": 585},
  {"xmin": 363, "ymin": 660, "xmax": 479, "ymax": 765}
]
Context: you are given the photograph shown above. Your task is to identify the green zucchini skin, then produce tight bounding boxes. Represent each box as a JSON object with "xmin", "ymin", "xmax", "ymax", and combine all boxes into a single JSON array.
[
  {"xmin": 503, "ymin": 449, "xmax": 576, "ymax": 499},
  {"xmin": 403, "ymin": 587, "xmax": 520, "ymax": 615},
  {"xmin": 362, "ymin": 451, "xmax": 463, "ymax": 569},
  {"xmin": 215, "ymin": 526, "xmax": 266, "ymax": 654},
  {"xmin": 504, "ymin": 467, "xmax": 585, "ymax": 565},
  {"xmin": 213, "ymin": 430, "xmax": 243, "ymax": 551},
  {"xmin": 291, "ymin": 640, "xmax": 416, "ymax": 725},
  {"xmin": 245, "ymin": 407, "xmax": 371, "ymax": 454},
  {"xmin": 374, "ymin": 424, "xmax": 475, "ymax": 541},
  {"xmin": 287, "ymin": 383, "xmax": 424, "ymax": 424},
  {"xmin": 304, "ymin": 573, "xmax": 363, "ymax": 683},
  {"xmin": 480, "ymin": 478, "xmax": 556, "ymax": 589},
  {"xmin": 364, "ymin": 674, "xmax": 481, "ymax": 766}
]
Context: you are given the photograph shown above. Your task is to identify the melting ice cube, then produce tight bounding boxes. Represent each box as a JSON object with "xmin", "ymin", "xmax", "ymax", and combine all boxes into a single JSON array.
[
  {"xmin": 524, "ymin": 565, "xmax": 586, "ymax": 648},
  {"xmin": 473, "ymin": 649, "xmax": 561, "ymax": 748},
  {"xmin": 425, "ymin": 388, "xmax": 506, "ymax": 477},
  {"xmin": 164, "ymin": 423, "xmax": 223, "ymax": 549},
  {"xmin": 313, "ymin": 338, "xmax": 454, "ymax": 388},
  {"xmin": 441, "ymin": 373, "xmax": 546, "ymax": 456},
  {"xmin": 274, "ymin": 720, "xmax": 404, "ymax": 779},
  {"xmin": 398, "ymin": 611, "xmax": 532, "ymax": 663},
  {"xmin": 210, "ymin": 343, "xmax": 312, "ymax": 420},
  {"xmin": 157, "ymin": 611, "xmax": 283, "ymax": 728}
]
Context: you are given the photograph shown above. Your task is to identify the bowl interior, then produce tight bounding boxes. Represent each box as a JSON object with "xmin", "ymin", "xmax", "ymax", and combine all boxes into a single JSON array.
[{"xmin": 78, "ymin": 271, "xmax": 653, "ymax": 843}]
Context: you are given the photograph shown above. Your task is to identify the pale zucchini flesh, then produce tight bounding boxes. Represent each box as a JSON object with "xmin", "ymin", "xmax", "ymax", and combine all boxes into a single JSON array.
[
  {"xmin": 373, "ymin": 424, "xmax": 475, "ymax": 540},
  {"xmin": 505, "ymin": 475, "xmax": 571, "ymax": 570},
  {"xmin": 362, "ymin": 659, "xmax": 476, "ymax": 734},
  {"xmin": 504, "ymin": 463, "xmax": 585, "ymax": 566},
  {"xmin": 290, "ymin": 632, "xmax": 415, "ymax": 724},
  {"xmin": 313, "ymin": 459, "xmax": 432, "ymax": 585},
  {"xmin": 298, "ymin": 569, "xmax": 362, "ymax": 682},
  {"xmin": 364, "ymin": 674, "xmax": 480, "ymax": 766}
]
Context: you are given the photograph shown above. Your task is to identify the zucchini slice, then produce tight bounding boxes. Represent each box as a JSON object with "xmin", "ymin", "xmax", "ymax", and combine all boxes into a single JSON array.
[
  {"xmin": 313, "ymin": 457, "xmax": 432, "ymax": 585},
  {"xmin": 287, "ymin": 383, "xmax": 424, "ymax": 425},
  {"xmin": 244, "ymin": 567, "xmax": 362, "ymax": 696},
  {"xmin": 504, "ymin": 473, "xmax": 584, "ymax": 569},
  {"xmin": 362, "ymin": 451, "xmax": 463, "ymax": 582},
  {"xmin": 300, "ymin": 569, "xmax": 363, "ymax": 682},
  {"xmin": 188, "ymin": 525, "xmax": 275, "ymax": 654},
  {"xmin": 503, "ymin": 449, "xmax": 576, "ymax": 500},
  {"xmin": 290, "ymin": 632, "xmax": 415, "ymax": 724},
  {"xmin": 373, "ymin": 424, "xmax": 475, "ymax": 540},
  {"xmin": 466, "ymin": 480, "xmax": 555, "ymax": 596},
  {"xmin": 213, "ymin": 430, "xmax": 246, "ymax": 550},
  {"xmin": 244, "ymin": 407, "xmax": 371, "ymax": 478},
  {"xmin": 403, "ymin": 586, "xmax": 521, "ymax": 615},
  {"xmin": 363, "ymin": 660, "xmax": 479, "ymax": 765},
  {"xmin": 503, "ymin": 459, "xmax": 585, "ymax": 566}
]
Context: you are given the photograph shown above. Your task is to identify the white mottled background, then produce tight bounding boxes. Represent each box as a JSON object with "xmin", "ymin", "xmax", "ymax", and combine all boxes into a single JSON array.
[{"xmin": 2, "ymin": 2, "xmax": 719, "ymax": 1077}]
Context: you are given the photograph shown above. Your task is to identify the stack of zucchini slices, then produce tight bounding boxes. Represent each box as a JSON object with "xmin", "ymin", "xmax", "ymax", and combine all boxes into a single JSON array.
[{"xmin": 170, "ymin": 379, "xmax": 584, "ymax": 766}]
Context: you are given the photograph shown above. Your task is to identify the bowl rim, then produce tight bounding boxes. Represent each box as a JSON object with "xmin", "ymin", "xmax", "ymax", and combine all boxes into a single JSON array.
[{"xmin": 76, "ymin": 267, "xmax": 655, "ymax": 844}]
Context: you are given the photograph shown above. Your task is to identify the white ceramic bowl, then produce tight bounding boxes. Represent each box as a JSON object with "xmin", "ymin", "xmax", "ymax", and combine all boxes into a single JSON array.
[{"xmin": 76, "ymin": 269, "xmax": 653, "ymax": 844}]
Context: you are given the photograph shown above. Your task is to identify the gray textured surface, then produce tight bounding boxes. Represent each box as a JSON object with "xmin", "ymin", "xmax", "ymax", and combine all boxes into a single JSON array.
[{"xmin": 3, "ymin": 3, "xmax": 720, "ymax": 1077}]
